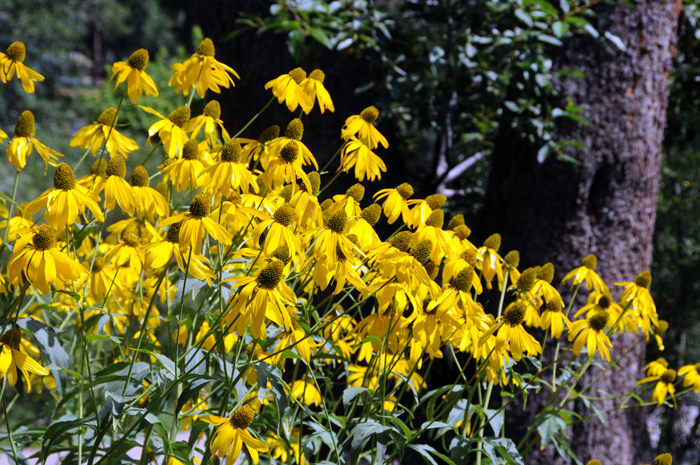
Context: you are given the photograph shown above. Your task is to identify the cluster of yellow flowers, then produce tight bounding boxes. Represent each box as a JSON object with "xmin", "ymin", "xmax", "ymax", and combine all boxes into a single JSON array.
[{"xmin": 0, "ymin": 38, "xmax": 687, "ymax": 465}]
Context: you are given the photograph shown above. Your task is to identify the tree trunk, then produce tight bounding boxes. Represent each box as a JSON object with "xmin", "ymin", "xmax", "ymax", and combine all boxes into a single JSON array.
[{"xmin": 480, "ymin": 0, "xmax": 682, "ymax": 463}]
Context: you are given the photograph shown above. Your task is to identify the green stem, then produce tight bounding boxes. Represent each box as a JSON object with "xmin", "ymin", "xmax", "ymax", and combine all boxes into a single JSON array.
[{"xmin": 233, "ymin": 97, "xmax": 275, "ymax": 139}]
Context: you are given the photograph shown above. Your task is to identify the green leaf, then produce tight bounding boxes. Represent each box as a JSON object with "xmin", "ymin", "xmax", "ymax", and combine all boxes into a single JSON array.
[
  {"xmin": 482, "ymin": 437, "xmax": 524, "ymax": 465},
  {"xmin": 538, "ymin": 34, "xmax": 563, "ymax": 46},
  {"xmin": 515, "ymin": 9, "xmax": 534, "ymax": 27},
  {"xmin": 537, "ymin": 414, "xmax": 567, "ymax": 448},
  {"xmin": 409, "ymin": 444, "xmax": 457, "ymax": 465},
  {"xmin": 350, "ymin": 421, "xmax": 394, "ymax": 452},
  {"xmin": 343, "ymin": 387, "xmax": 369, "ymax": 406},
  {"xmin": 86, "ymin": 334, "xmax": 122, "ymax": 345},
  {"xmin": 309, "ymin": 27, "xmax": 332, "ymax": 48}
]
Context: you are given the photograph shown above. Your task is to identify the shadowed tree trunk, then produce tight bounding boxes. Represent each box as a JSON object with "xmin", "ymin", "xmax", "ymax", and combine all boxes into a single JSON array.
[{"xmin": 480, "ymin": 0, "xmax": 682, "ymax": 463}]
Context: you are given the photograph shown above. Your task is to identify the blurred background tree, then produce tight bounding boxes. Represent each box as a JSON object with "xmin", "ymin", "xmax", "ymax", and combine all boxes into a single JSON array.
[{"xmin": 2, "ymin": 0, "xmax": 700, "ymax": 462}]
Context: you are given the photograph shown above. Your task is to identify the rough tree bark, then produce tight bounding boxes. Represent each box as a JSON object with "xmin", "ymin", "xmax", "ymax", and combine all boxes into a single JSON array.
[{"xmin": 480, "ymin": 0, "xmax": 682, "ymax": 463}]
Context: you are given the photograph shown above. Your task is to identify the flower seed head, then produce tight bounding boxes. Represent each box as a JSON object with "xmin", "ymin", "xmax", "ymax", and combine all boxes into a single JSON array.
[
  {"xmin": 271, "ymin": 244, "xmax": 291, "ymax": 264},
  {"xmin": 189, "ymin": 193, "xmax": 211, "ymax": 218},
  {"xmin": 453, "ymin": 265, "xmax": 475, "ymax": 293},
  {"xmin": 309, "ymin": 69, "xmax": 325, "ymax": 82},
  {"xmin": 425, "ymin": 261, "xmax": 439, "ymax": 280},
  {"xmin": 246, "ymin": 342, "xmax": 263, "ymax": 360},
  {"xmin": 426, "ymin": 194, "xmax": 446, "ymax": 210},
  {"xmin": 131, "ymin": 165, "xmax": 150, "ymax": 187},
  {"xmin": 516, "ymin": 268, "xmax": 537, "ymax": 292},
  {"xmin": 453, "ymin": 225, "xmax": 472, "ymax": 240},
  {"xmin": 546, "ymin": 295, "xmax": 563, "ymax": 312},
  {"xmin": 425, "ymin": 209, "xmax": 444, "ymax": 228},
  {"xmin": 388, "ymin": 231, "xmax": 413, "ymax": 253},
  {"xmin": 256, "ymin": 260, "xmax": 285, "ymax": 289},
  {"xmin": 14, "ymin": 110, "xmax": 35, "ymax": 138},
  {"xmin": 122, "ymin": 231, "xmax": 139, "ymax": 248},
  {"xmin": 259, "ymin": 125, "xmax": 280, "ymax": 144},
  {"xmin": 447, "ymin": 214, "xmax": 465, "ymax": 230},
  {"xmin": 303, "ymin": 171, "xmax": 321, "ymax": 196},
  {"xmin": 156, "ymin": 181, "xmax": 168, "ymax": 198},
  {"xmin": 279, "ymin": 141, "xmax": 298, "ymax": 163},
  {"xmin": 635, "ymin": 271, "xmax": 652, "ymax": 288},
  {"xmin": 483, "ymin": 233, "xmax": 501, "ymax": 252},
  {"xmin": 182, "ymin": 139, "xmax": 200, "ymax": 160},
  {"xmin": 6, "ymin": 41, "xmax": 26, "ymax": 62},
  {"xmin": 660, "ymin": 369, "xmax": 677, "ymax": 384},
  {"xmin": 166, "ymin": 222, "xmax": 182, "ymax": 243},
  {"xmin": 396, "ymin": 183, "xmax": 414, "ymax": 200},
  {"xmin": 98, "ymin": 108, "xmax": 118, "ymax": 127},
  {"xmin": 460, "ymin": 248, "xmax": 478, "ymax": 267},
  {"xmin": 504, "ymin": 250, "xmax": 520, "ymax": 268},
  {"xmin": 280, "ymin": 185, "xmax": 295, "ymax": 203},
  {"xmin": 581, "ymin": 254, "xmax": 597, "ymax": 270},
  {"xmin": 360, "ymin": 106, "xmax": 379, "ymax": 123},
  {"xmin": 91, "ymin": 159, "xmax": 108, "ymax": 177},
  {"xmin": 411, "ymin": 240, "xmax": 433, "ymax": 265},
  {"xmin": 0, "ymin": 328, "xmax": 22, "ymax": 350},
  {"xmin": 273, "ymin": 205, "xmax": 295, "ymax": 226},
  {"xmin": 197, "ymin": 38, "xmax": 215, "ymax": 57},
  {"xmin": 227, "ymin": 192, "xmax": 241, "ymax": 205},
  {"xmin": 33, "ymin": 225, "xmax": 56, "ymax": 251},
  {"xmin": 589, "ymin": 311, "xmax": 609, "ymax": 331},
  {"xmin": 537, "ymin": 263, "xmax": 554, "ymax": 283},
  {"xmin": 53, "ymin": 163, "xmax": 76, "ymax": 191},
  {"xmin": 221, "ymin": 139, "xmax": 242, "ymax": 163},
  {"xmin": 347, "ymin": 233, "xmax": 359, "ymax": 246},
  {"xmin": 91, "ymin": 256, "xmax": 105, "ymax": 273},
  {"xmin": 229, "ymin": 405, "xmax": 256, "ymax": 429},
  {"xmin": 597, "ymin": 293, "xmax": 612, "ymax": 309},
  {"xmin": 106, "ymin": 155, "xmax": 127, "ymax": 178},
  {"xmin": 653, "ymin": 453, "xmax": 673, "ymax": 465},
  {"xmin": 285, "ymin": 118, "xmax": 304, "ymax": 140},
  {"xmin": 586, "ymin": 461, "xmax": 601, "ymax": 465},
  {"xmin": 361, "ymin": 204, "xmax": 382, "ymax": 226},
  {"xmin": 504, "ymin": 301, "xmax": 527, "ymax": 326},
  {"xmin": 203, "ymin": 100, "xmax": 221, "ymax": 118},
  {"xmin": 346, "ymin": 184, "xmax": 365, "ymax": 203},
  {"xmin": 327, "ymin": 210, "xmax": 348, "ymax": 233},
  {"xmin": 288, "ymin": 68, "xmax": 307, "ymax": 84},
  {"xmin": 169, "ymin": 106, "xmax": 191, "ymax": 128},
  {"xmin": 128, "ymin": 49, "xmax": 149, "ymax": 71},
  {"xmin": 256, "ymin": 175, "xmax": 270, "ymax": 197}
]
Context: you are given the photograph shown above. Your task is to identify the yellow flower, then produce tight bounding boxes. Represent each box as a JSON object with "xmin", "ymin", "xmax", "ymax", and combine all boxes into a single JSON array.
[
  {"xmin": 200, "ymin": 405, "xmax": 269, "ymax": 465},
  {"xmin": 637, "ymin": 368, "xmax": 677, "ymax": 408},
  {"xmin": 265, "ymin": 67, "xmax": 313, "ymax": 113},
  {"xmin": 201, "ymin": 139, "xmax": 258, "ymax": 195},
  {"xmin": 374, "ymin": 182, "xmax": 416, "ymax": 225},
  {"xmin": 646, "ymin": 358, "xmax": 669, "ymax": 378},
  {"xmin": 0, "ymin": 129, "xmax": 7, "ymax": 143},
  {"xmin": 568, "ymin": 311, "xmax": 613, "ymax": 361},
  {"xmin": 130, "ymin": 166, "xmax": 168, "ymax": 218},
  {"xmin": 143, "ymin": 222, "xmax": 216, "ymax": 285},
  {"xmin": 109, "ymin": 48, "xmax": 158, "ymax": 104},
  {"xmin": 679, "ymin": 362, "xmax": 700, "ymax": 393},
  {"xmin": 24, "ymin": 163, "xmax": 104, "ymax": 230},
  {"xmin": 290, "ymin": 377, "xmax": 322, "ymax": 406},
  {"xmin": 273, "ymin": 320, "xmax": 318, "ymax": 364},
  {"xmin": 561, "ymin": 254, "xmax": 607, "ymax": 292},
  {"xmin": 224, "ymin": 260, "xmax": 297, "ymax": 339},
  {"xmin": 477, "ymin": 234, "xmax": 504, "ymax": 290},
  {"xmin": 242, "ymin": 125, "xmax": 280, "ymax": 168},
  {"xmin": 0, "ymin": 41, "xmax": 44, "ymax": 93},
  {"xmin": 139, "ymin": 105, "xmax": 191, "ymax": 158},
  {"xmin": 252, "ymin": 204, "xmax": 302, "ymax": 258},
  {"xmin": 478, "ymin": 301, "xmax": 542, "ymax": 361},
  {"xmin": 92, "ymin": 155, "xmax": 139, "ymax": 214},
  {"xmin": 7, "ymin": 110, "xmax": 62, "ymax": 172},
  {"xmin": 184, "ymin": 100, "xmax": 231, "ymax": 145},
  {"xmin": 160, "ymin": 194, "xmax": 232, "ymax": 253},
  {"xmin": 340, "ymin": 137, "xmax": 387, "ymax": 183},
  {"xmin": 162, "ymin": 139, "xmax": 211, "ymax": 193},
  {"xmin": 539, "ymin": 295, "xmax": 570, "ymax": 338},
  {"xmin": 169, "ymin": 38, "xmax": 239, "ymax": 98},
  {"xmin": 266, "ymin": 118, "xmax": 318, "ymax": 171},
  {"xmin": 87, "ymin": 256, "xmax": 127, "ymax": 302},
  {"xmin": 7, "ymin": 225, "xmax": 87, "ymax": 294},
  {"xmin": 616, "ymin": 271, "xmax": 658, "ymax": 337},
  {"xmin": 69, "ymin": 108, "xmax": 138, "ymax": 158},
  {"xmin": 301, "ymin": 69, "xmax": 334, "ymax": 113},
  {"xmin": 341, "ymin": 106, "xmax": 389, "ymax": 150},
  {"xmin": 104, "ymin": 231, "xmax": 143, "ymax": 274},
  {"xmin": 0, "ymin": 329, "xmax": 50, "ymax": 391},
  {"xmin": 348, "ymin": 204, "xmax": 382, "ymax": 250}
]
